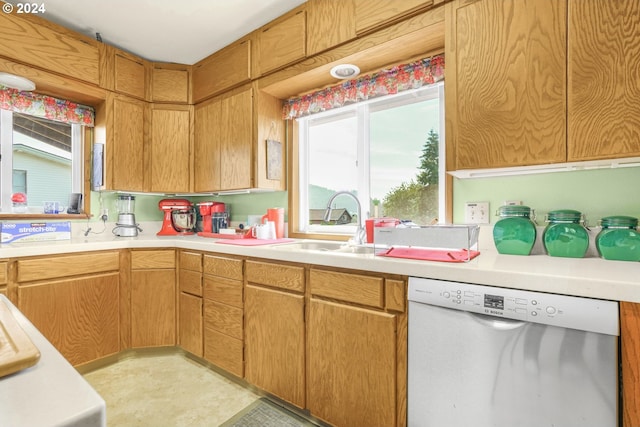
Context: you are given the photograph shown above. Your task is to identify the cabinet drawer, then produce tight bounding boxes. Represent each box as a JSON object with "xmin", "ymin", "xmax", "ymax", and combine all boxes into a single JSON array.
[
  {"xmin": 0, "ymin": 262, "xmax": 7, "ymax": 285},
  {"xmin": 132, "ymin": 250, "xmax": 175, "ymax": 269},
  {"xmin": 246, "ymin": 261, "xmax": 304, "ymax": 292},
  {"xmin": 203, "ymin": 276, "xmax": 243, "ymax": 308},
  {"xmin": 203, "ymin": 255, "xmax": 243, "ymax": 280},
  {"xmin": 17, "ymin": 251, "xmax": 119, "ymax": 282},
  {"xmin": 310, "ymin": 269, "xmax": 384, "ymax": 308},
  {"xmin": 204, "ymin": 300, "xmax": 243, "ymax": 339},
  {"xmin": 179, "ymin": 251, "xmax": 202, "ymax": 272},
  {"xmin": 179, "ymin": 269, "xmax": 202, "ymax": 296},
  {"xmin": 204, "ymin": 328, "xmax": 243, "ymax": 377}
]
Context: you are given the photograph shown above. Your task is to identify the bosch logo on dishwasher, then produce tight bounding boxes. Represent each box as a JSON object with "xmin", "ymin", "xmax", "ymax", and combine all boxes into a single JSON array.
[{"xmin": 483, "ymin": 294, "xmax": 505, "ymax": 315}]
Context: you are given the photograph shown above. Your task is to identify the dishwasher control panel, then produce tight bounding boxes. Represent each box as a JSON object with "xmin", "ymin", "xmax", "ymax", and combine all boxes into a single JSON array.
[{"xmin": 408, "ymin": 277, "xmax": 619, "ymax": 336}]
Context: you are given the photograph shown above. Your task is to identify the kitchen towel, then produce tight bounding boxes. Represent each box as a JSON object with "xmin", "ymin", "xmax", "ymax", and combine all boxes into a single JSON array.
[{"xmin": 378, "ymin": 247, "xmax": 480, "ymax": 262}]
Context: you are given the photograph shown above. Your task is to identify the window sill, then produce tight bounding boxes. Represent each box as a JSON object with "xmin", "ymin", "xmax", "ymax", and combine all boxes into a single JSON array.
[{"xmin": 0, "ymin": 213, "xmax": 89, "ymax": 220}]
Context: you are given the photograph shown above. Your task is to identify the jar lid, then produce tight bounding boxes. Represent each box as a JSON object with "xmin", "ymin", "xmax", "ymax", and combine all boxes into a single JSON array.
[
  {"xmin": 600, "ymin": 215, "xmax": 638, "ymax": 228},
  {"xmin": 497, "ymin": 205, "xmax": 532, "ymax": 217},
  {"xmin": 546, "ymin": 209, "xmax": 583, "ymax": 222}
]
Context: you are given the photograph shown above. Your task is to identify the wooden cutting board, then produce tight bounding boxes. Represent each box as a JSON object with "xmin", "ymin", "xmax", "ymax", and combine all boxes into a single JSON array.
[{"xmin": 0, "ymin": 299, "xmax": 40, "ymax": 378}]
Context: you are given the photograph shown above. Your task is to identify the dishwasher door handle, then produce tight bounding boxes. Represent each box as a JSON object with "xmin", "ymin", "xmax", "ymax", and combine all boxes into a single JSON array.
[{"xmin": 467, "ymin": 311, "xmax": 527, "ymax": 331}]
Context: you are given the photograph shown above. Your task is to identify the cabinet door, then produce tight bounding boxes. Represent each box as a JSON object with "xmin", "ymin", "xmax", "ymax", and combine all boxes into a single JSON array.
[
  {"xmin": 307, "ymin": 0, "xmax": 357, "ymax": 56},
  {"xmin": 152, "ymin": 66, "xmax": 190, "ymax": 103},
  {"xmin": 568, "ymin": 0, "xmax": 640, "ymax": 161},
  {"xmin": 110, "ymin": 95, "xmax": 147, "ymax": 191},
  {"xmin": 355, "ymin": 0, "xmax": 433, "ymax": 34},
  {"xmin": 621, "ymin": 302, "xmax": 640, "ymax": 427},
  {"xmin": 220, "ymin": 89, "xmax": 253, "ymax": 190},
  {"xmin": 193, "ymin": 39, "xmax": 252, "ymax": 102},
  {"xmin": 115, "ymin": 52, "xmax": 147, "ymax": 100},
  {"xmin": 18, "ymin": 273, "xmax": 120, "ymax": 366},
  {"xmin": 194, "ymin": 98, "xmax": 222, "ymax": 192},
  {"xmin": 131, "ymin": 269, "xmax": 176, "ymax": 348},
  {"xmin": 245, "ymin": 285, "xmax": 305, "ymax": 408},
  {"xmin": 179, "ymin": 292, "xmax": 202, "ymax": 357},
  {"xmin": 308, "ymin": 298, "xmax": 397, "ymax": 427},
  {"xmin": 256, "ymin": 10, "xmax": 306, "ymax": 76},
  {"xmin": 446, "ymin": 0, "xmax": 566, "ymax": 170},
  {"xmin": 150, "ymin": 105, "xmax": 192, "ymax": 193}
]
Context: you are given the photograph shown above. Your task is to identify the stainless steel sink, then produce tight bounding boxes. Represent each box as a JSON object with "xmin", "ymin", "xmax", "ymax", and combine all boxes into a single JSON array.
[{"xmin": 274, "ymin": 241, "xmax": 376, "ymax": 255}]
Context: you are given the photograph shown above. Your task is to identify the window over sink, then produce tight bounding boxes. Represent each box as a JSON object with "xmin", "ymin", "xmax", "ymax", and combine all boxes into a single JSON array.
[{"xmin": 295, "ymin": 83, "xmax": 445, "ymax": 237}]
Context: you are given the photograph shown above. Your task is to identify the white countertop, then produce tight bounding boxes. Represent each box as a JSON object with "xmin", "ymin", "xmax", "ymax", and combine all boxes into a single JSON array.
[
  {"xmin": 1, "ymin": 222, "xmax": 639, "ymax": 303},
  {"xmin": 0, "ymin": 295, "xmax": 106, "ymax": 427}
]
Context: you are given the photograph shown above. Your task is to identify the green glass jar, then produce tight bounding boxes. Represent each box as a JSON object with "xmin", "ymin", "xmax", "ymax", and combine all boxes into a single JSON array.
[
  {"xmin": 493, "ymin": 205, "xmax": 537, "ymax": 255},
  {"xmin": 596, "ymin": 216, "xmax": 640, "ymax": 261},
  {"xmin": 543, "ymin": 210, "xmax": 589, "ymax": 258}
]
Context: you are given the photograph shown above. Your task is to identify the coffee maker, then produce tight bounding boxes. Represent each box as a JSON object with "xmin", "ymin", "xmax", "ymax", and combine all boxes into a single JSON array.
[
  {"xmin": 196, "ymin": 201, "xmax": 228, "ymax": 236},
  {"xmin": 113, "ymin": 194, "xmax": 142, "ymax": 237},
  {"xmin": 157, "ymin": 198, "xmax": 196, "ymax": 236}
]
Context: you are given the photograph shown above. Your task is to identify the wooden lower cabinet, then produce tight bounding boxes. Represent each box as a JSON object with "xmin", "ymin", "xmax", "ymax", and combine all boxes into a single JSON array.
[
  {"xmin": 245, "ymin": 284, "xmax": 305, "ymax": 408},
  {"xmin": 178, "ymin": 251, "xmax": 203, "ymax": 357},
  {"xmin": 179, "ymin": 292, "xmax": 203, "ymax": 357},
  {"xmin": 203, "ymin": 255, "xmax": 244, "ymax": 377},
  {"xmin": 308, "ymin": 298, "xmax": 397, "ymax": 427},
  {"xmin": 621, "ymin": 302, "xmax": 640, "ymax": 427},
  {"xmin": 18, "ymin": 273, "xmax": 120, "ymax": 366},
  {"xmin": 130, "ymin": 250, "xmax": 176, "ymax": 348}
]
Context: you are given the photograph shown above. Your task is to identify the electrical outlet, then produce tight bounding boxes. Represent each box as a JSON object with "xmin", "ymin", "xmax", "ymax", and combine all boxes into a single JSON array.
[
  {"xmin": 100, "ymin": 208, "xmax": 108, "ymax": 222},
  {"xmin": 465, "ymin": 202, "xmax": 490, "ymax": 224}
]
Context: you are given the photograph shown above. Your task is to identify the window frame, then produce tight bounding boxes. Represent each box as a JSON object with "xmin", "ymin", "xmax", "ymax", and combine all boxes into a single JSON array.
[
  {"xmin": 289, "ymin": 83, "xmax": 447, "ymax": 240},
  {"xmin": 0, "ymin": 109, "xmax": 88, "ymax": 217}
]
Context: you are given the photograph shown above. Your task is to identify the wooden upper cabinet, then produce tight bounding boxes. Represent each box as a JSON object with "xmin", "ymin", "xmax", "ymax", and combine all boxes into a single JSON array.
[
  {"xmin": 306, "ymin": 0, "xmax": 357, "ymax": 56},
  {"xmin": 152, "ymin": 64, "xmax": 190, "ymax": 103},
  {"xmin": 149, "ymin": 104, "xmax": 193, "ymax": 193},
  {"xmin": 115, "ymin": 52, "xmax": 149, "ymax": 100},
  {"xmin": 194, "ymin": 97, "xmax": 222, "ymax": 192},
  {"xmin": 254, "ymin": 9, "xmax": 307, "ymax": 77},
  {"xmin": 445, "ymin": 0, "xmax": 566, "ymax": 170},
  {"xmin": 104, "ymin": 93, "xmax": 148, "ymax": 192},
  {"xmin": 192, "ymin": 38, "xmax": 252, "ymax": 103},
  {"xmin": 193, "ymin": 82, "xmax": 285, "ymax": 192},
  {"xmin": 355, "ymin": 0, "xmax": 434, "ymax": 34},
  {"xmin": 0, "ymin": 12, "xmax": 99, "ymax": 85},
  {"xmin": 567, "ymin": 0, "xmax": 640, "ymax": 161}
]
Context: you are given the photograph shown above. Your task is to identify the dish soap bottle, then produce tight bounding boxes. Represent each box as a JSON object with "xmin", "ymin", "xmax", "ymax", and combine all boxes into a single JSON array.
[{"xmin": 493, "ymin": 205, "xmax": 536, "ymax": 255}]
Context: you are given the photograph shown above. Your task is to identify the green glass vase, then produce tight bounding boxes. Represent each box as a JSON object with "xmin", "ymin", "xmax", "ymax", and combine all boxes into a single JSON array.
[
  {"xmin": 493, "ymin": 205, "xmax": 536, "ymax": 255},
  {"xmin": 596, "ymin": 216, "xmax": 640, "ymax": 262},
  {"xmin": 543, "ymin": 210, "xmax": 589, "ymax": 258}
]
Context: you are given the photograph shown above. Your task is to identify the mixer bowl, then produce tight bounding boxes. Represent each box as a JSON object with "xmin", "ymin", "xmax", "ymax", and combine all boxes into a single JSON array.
[{"xmin": 172, "ymin": 209, "xmax": 195, "ymax": 232}]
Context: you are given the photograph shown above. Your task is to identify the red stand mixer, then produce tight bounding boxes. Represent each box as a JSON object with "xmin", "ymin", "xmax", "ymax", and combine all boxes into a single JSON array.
[{"xmin": 157, "ymin": 199, "xmax": 196, "ymax": 236}]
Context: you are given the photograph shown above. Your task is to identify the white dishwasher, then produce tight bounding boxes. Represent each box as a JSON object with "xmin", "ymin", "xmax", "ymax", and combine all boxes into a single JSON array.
[{"xmin": 408, "ymin": 277, "xmax": 619, "ymax": 427}]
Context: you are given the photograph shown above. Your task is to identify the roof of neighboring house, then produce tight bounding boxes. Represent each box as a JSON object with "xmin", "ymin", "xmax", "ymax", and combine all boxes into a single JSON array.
[{"xmin": 309, "ymin": 208, "xmax": 352, "ymax": 223}]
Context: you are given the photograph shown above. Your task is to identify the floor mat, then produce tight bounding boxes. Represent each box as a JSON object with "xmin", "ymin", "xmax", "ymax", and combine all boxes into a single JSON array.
[{"xmin": 220, "ymin": 398, "xmax": 317, "ymax": 427}]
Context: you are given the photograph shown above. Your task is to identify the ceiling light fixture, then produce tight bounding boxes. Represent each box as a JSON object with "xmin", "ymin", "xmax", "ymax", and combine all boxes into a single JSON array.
[
  {"xmin": 330, "ymin": 64, "xmax": 360, "ymax": 80},
  {"xmin": 0, "ymin": 72, "xmax": 36, "ymax": 91}
]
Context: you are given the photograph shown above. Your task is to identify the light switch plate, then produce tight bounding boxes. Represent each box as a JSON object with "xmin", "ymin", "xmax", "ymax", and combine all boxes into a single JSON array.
[{"xmin": 465, "ymin": 202, "xmax": 490, "ymax": 224}]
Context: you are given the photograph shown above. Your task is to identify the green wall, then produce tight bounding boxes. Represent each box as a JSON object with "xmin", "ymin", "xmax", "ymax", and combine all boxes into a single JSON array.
[
  {"xmin": 453, "ymin": 167, "xmax": 640, "ymax": 226},
  {"xmin": 89, "ymin": 191, "xmax": 288, "ymax": 225},
  {"xmin": 89, "ymin": 166, "xmax": 640, "ymax": 228}
]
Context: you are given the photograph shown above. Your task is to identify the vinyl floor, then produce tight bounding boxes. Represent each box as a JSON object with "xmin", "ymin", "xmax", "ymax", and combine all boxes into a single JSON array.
[{"xmin": 83, "ymin": 352, "xmax": 260, "ymax": 427}]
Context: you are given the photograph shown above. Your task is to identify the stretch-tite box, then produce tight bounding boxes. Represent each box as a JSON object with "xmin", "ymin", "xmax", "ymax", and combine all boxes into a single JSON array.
[{"xmin": 0, "ymin": 221, "xmax": 71, "ymax": 243}]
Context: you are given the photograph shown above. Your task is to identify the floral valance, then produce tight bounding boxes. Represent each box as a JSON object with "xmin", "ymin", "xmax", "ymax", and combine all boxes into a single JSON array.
[
  {"xmin": 283, "ymin": 54, "xmax": 444, "ymax": 120},
  {"xmin": 0, "ymin": 85, "xmax": 95, "ymax": 126}
]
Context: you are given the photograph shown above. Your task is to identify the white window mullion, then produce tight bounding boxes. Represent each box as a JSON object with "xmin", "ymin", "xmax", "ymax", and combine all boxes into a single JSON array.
[
  {"xmin": 298, "ymin": 119, "xmax": 310, "ymax": 231},
  {"xmin": 71, "ymin": 124, "xmax": 83, "ymax": 194},
  {"xmin": 0, "ymin": 110, "xmax": 14, "ymax": 212},
  {"xmin": 358, "ymin": 104, "xmax": 370, "ymax": 220}
]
